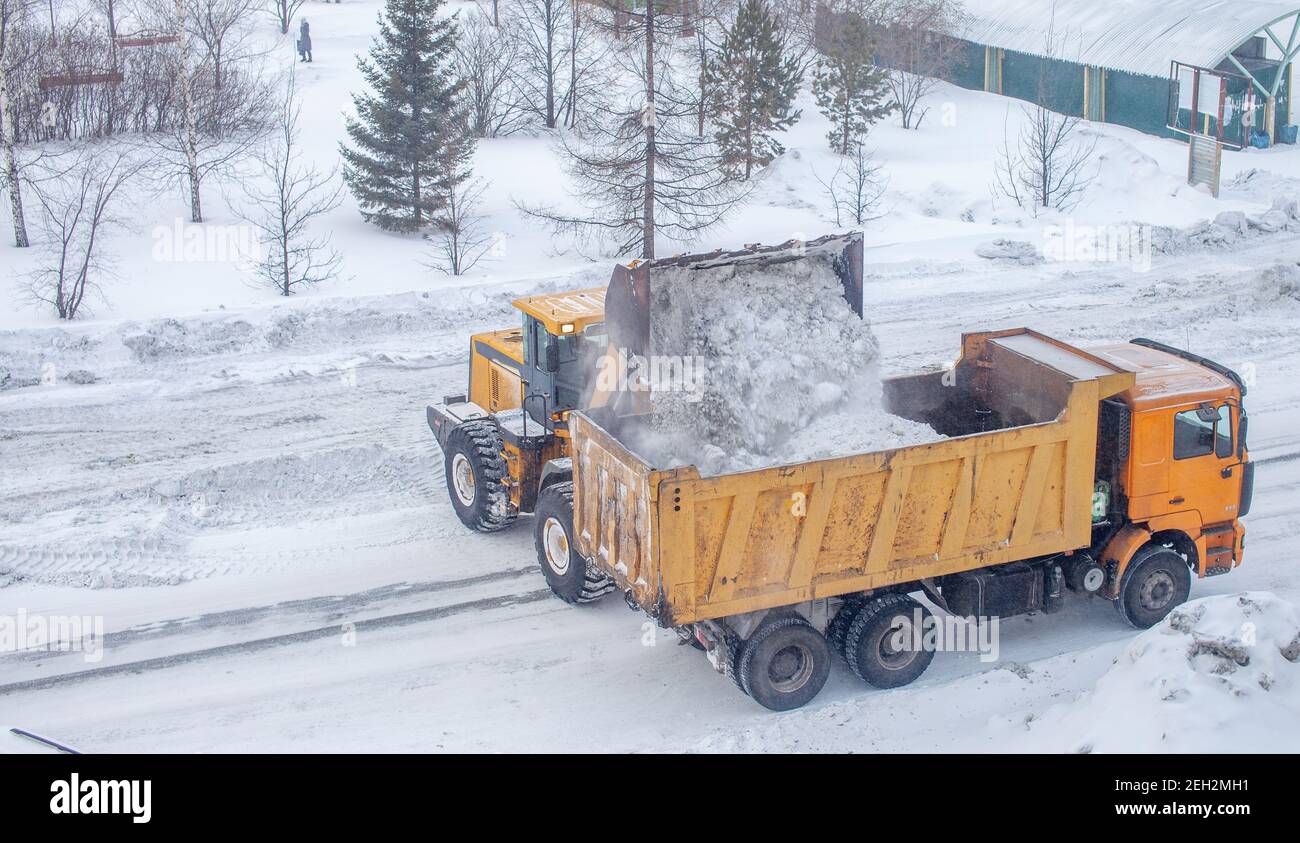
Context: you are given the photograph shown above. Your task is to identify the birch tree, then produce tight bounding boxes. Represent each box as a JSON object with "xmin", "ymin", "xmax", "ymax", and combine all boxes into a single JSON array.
[{"xmin": 0, "ymin": 0, "xmax": 32, "ymax": 246}]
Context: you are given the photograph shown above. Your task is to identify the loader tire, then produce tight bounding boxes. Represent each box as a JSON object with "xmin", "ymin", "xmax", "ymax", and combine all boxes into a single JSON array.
[
  {"xmin": 844, "ymin": 594, "xmax": 934, "ymax": 689},
  {"xmin": 1116, "ymin": 544, "xmax": 1190, "ymax": 629},
  {"xmin": 738, "ymin": 617, "xmax": 830, "ymax": 711},
  {"xmin": 533, "ymin": 482, "xmax": 615, "ymax": 604},
  {"xmin": 444, "ymin": 421, "xmax": 517, "ymax": 532}
]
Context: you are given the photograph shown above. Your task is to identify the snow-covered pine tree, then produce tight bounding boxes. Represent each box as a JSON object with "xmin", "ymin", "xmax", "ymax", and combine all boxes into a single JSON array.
[
  {"xmin": 340, "ymin": 0, "xmax": 471, "ymax": 232},
  {"xmin": 704, "ymin": 0, "xmax": 801, "ymax": 180},
  {"xmin": 811, "ymin": 12, "xmax": 894, "ymax": 155}
]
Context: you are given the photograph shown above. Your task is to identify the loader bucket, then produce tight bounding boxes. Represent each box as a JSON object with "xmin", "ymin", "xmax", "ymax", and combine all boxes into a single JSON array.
[{"xmin": 602, "ymin": 232, "xmax": 864, "ymax": 362}]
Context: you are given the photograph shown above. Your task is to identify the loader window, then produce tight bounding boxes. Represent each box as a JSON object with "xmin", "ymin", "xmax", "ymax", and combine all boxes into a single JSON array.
[{"xmin": 1173, "ymin": 406, "xmax": 1231, "ymax": 460}]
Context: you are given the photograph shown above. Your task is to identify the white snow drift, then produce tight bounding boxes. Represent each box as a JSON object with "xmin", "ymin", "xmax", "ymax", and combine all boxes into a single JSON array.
[{"xmin": 994, "ymin": 593, "xmax": 1300, "ymax": 753}]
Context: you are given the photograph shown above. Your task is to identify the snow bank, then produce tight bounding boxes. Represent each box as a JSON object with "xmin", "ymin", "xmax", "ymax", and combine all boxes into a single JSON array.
[
  {"xmin": 629, "ymin": 256, "xmax": 941, "ymax": 476},
  {"xmin": 1253, "ymin": 263, "xmax": 1300, "ymax": 304},
  {"xmin": 996, "ymin": 593, "xmax": 1300, "ymax": 753}
]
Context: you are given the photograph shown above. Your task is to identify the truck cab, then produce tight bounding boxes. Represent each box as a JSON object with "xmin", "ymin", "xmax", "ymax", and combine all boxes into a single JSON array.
[{"xmin": 1088, "ymin": 338, "xmax": 1251, "ymax": 604}]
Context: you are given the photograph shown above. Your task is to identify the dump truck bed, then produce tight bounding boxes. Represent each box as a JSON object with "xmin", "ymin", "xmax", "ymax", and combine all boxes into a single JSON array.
[{"xmin": 570, "ymin": 329, "xmax": 1135, "ymax": 625}]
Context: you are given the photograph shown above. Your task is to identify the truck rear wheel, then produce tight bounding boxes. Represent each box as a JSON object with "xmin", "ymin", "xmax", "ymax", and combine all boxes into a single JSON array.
[
  {"xmin": 1116, "ymin": 544, "xmax": 1190, "ymax": 629},
  {"xmin": 444, "ymin": 421, "xmax": 517, "ymax": 532},
  {"xmin": 533, "ymin": 482, "xmax": 615, "ymax": 604},
  {"xmin": 844, "ymin": 594, "xmax": 934, "ymax": 689},
  {"xmin": 738, "ymin": 617, "xmax": 831, "ymax": 711},
  {"xmin": 826, "ymin": 596, "xmax": 866, "ymax": 659}
]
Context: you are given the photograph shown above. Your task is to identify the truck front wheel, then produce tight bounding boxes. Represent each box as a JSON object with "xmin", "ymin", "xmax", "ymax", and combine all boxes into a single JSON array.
[
  {"xmin": 533, "ymin": 482, "xmax": 615, "ymax": 604},
  {"xmin": 444, "ymin": 421, "xmax": 517, "ymax": 532},
  {"xmin": 738, "ymin": 617, "xmax": 831, "ymax": 711},
  {"xmin": 1116, "ymin": 544, "xmax": 1191, "ymax": 629},
  {"xmin": 844, "ymin": 594, "xmax": 935, "ymax": 689}
]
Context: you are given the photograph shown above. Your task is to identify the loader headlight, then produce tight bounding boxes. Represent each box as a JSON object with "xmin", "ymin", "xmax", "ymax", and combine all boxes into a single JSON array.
[{"xmin": 560, "ymin": 323, "xmax": 575, "ymax": 334}]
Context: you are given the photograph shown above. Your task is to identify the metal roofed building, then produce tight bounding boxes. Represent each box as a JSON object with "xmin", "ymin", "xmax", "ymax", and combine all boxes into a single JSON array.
[{"xmin": 945, "ymin": 0, "xmax": 1300, "ymax": 143}]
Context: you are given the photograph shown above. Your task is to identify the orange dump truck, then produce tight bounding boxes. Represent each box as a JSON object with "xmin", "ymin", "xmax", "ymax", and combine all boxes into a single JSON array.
[{"xmin": 560, "ymin": 328, "xmax": 1252, "ymax": 710}]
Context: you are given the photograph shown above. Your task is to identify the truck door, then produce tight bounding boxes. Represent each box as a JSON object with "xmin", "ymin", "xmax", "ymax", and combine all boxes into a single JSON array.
[{"xmin": 1166, "ymin": 402, "xmax": 1242, "ymax": 528}]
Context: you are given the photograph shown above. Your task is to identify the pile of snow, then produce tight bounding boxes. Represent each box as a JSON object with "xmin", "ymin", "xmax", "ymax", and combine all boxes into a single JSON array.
[
  {"xmin": 1252, "ymin": 262, "xmax": 1300, "ymax": 303},
  {"xmin": 628, "ymin": 256, "xmax": 941, "ymax": 476},
  {"xmin": 997, "ymin": 593, "xmax": 1300, "ymax": 753},
  {"xmin": 975, "ymin": 239, "xmax": 1041, "ymax": 264},
  {"xmin": 1142, "ymin": 201, "xmax": 1300, "ymax": 257}
]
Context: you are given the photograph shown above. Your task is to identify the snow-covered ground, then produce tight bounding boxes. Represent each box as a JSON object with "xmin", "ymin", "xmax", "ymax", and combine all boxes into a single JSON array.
[{"xmin": 3, "ymin": 2, "xmax": 1300, "ymax": 753}]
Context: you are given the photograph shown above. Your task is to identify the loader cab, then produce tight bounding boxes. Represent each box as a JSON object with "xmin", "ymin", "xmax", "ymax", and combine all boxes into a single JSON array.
[{"xmin": 512, "ymin": 289, "xmax": 608, "ymax": 430}]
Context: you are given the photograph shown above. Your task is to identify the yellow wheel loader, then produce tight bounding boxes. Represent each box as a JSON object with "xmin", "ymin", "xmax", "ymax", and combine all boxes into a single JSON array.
[{"xmin": 426, "ymin": 233, "xmax": 866, "ymax": 602}]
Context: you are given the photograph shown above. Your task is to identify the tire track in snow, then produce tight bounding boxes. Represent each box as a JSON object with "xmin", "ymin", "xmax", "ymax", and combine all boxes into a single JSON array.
[{"xmin": 0, "ymin": 587, "xmax": 555, "ymax": 697}]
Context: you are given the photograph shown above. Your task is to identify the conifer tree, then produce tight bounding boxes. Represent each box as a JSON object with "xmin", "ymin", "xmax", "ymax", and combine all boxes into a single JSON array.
[
  {"xmin": 812, "ymin": 13, "xmax": 894, "ymax": 155},
  {"xmin": 341, "ymin": 0, "xmax": 471, "ymax": 232},
  {"xmin": 704, "ymin": 0, "xmax": 801, "ymax": 180}
]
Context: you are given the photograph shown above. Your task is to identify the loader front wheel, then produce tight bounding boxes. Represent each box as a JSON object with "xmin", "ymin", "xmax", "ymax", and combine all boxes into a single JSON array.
[
  {"xmin": 738, "ymin": 618, "xmax": 830, "ymax": 711},
  {"xmin": 533, "ymin": 482, "xmax": 615, "ymax": 604},
  {"xmin": 444, "ymin": 421, "xmax": 516, "ymax": 532},
  {"xmin": 844, "ymin": 594, "xmax": 934, "ymax": 689}
]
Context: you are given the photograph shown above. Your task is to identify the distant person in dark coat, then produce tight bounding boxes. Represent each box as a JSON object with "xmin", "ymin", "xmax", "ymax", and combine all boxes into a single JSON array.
[{"xmin": 298, "ymin": 19, "xmax": 313, "ymax": 63}]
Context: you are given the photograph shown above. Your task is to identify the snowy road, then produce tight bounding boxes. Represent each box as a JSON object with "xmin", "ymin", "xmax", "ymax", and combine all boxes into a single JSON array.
[{"xmin": 2, "ymin": 237, "xmax": 1300, "ymax": 752}]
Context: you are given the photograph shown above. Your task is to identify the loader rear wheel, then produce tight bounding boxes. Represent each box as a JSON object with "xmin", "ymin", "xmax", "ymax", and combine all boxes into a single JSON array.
[
  {"xmin": 533, "ymin": 482, "xmax": 615, "ymax": 604},
  {"xmin": 844, "ymin": 594, "xmax": 934, "ymax": 689},
  {"xmin": 443, "ymin": 421, "xmax": 517, "ymax": 532},
  {"xmin": 1116, "ymin": 544, "xmax": 1190, "ymax": 629},
  {"xmin": 738, "ymin": 618, "xmax": 830, "ymax": 711}
]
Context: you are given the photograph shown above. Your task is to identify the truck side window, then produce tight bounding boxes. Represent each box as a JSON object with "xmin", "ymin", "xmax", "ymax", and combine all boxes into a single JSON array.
[
  {"xmin": 1173, "ymin": 407, "xmax": 1231, "ymax": 460},
  {"xmin": 1215, "ymin": 405, "xmax": 1233, "ymax": 458}
]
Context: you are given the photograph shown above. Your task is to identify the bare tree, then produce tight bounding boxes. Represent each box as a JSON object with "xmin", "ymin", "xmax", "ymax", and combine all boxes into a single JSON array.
[
  {"xmin": 683, "ymin": 0, "xmax": 731, "ymax": 138},
  {"xmin": 876, "ymin": 0, "xmax": 964, "ymax": 129},
  {"xmin": 0, "ymin": 0, "xmax": 34, "ymax": 246},
  {"xmin": 521, "ymin": 2, "xmax": 746, "ymax": 258},
  {"xmin": 145, "ymin": 0, "xmax": 272, "ymax": 222},
  {"xmin": 26, "ymin": 149, "xmax": 143, "ymax": 319},
  {"xmin": 268, "ymin": 0, "xmax": 306, "ymax": 35},
  {"xmin": 185, "ymin": 0, "xmax": 266, "ymax": 99},
  {"xmin": 768, "ymin": 0, "xmax": 821, "ymax": 74},
  {"xmin": 239, "ymin": 71, "xmax": 343, "ymax": 296},
  {"xmin": 816, "ymin": 141, "xmax": 886, "ymax": 226},
  {"xmin": 458, "ymin": 7, "xmax": 526, "ymax": 137},
  {"xmin": 429, "ymin": 176, "xmax": 494, "ymax": 275},
  {"xmin": 992, "ymin": 30, "xmax": 1096, "ymax": 213},
  {"xmin": 505, "ymin": 0, "xmax": 606, "ymax": 131},
  {"xmin": 507, "ymin": 0, "xmax": 569, "ymax": 129}
]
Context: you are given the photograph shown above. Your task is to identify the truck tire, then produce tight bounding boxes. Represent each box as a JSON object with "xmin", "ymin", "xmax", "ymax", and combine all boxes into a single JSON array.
[
  {"xmin": 826, "ymin": 596, "xmax": 866, "ymax": 660},
  {"xmin": 533, "ymin": 482, "xmax": 615, "ymax": 604},
  {"xmin": 738, "ymin": 617, "xmax": 831, "ymax": 711},
  {"xmin": 444, "ymin": 421, "xmax": 517, "ymax": 532},
  {"xmin": 1116, "ymin": 544, "xmax": 1191, "ymax": 629},
  {"xmin": 844, "ymin": 594, "xmax": 934, "ymax": 689},
  {"xmin": 723, "ymin": 629, "xmax": 749, "ymax": 696}
]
